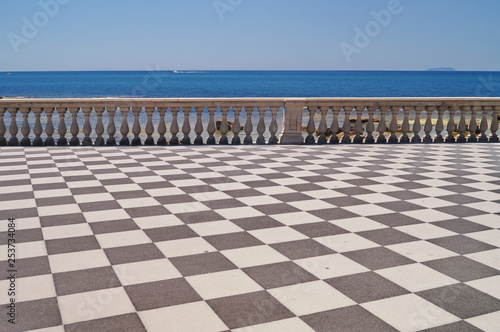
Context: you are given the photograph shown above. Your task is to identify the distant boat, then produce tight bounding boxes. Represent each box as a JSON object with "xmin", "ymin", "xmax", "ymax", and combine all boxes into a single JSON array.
[{"xmin": 6, "ymin": 73, "xmax": 12, "ymax": 75}]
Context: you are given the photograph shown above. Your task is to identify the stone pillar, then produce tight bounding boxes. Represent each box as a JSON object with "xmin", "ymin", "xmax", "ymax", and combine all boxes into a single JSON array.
[{"xmin": 280, "ymin": 99, "xmax": 304, "ymax": 144}]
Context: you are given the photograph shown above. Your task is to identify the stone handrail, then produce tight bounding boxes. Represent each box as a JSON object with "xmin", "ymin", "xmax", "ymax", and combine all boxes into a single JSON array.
[{"xmin": 0, "ymin": 97, "xmax": 498, "ymax": 146}]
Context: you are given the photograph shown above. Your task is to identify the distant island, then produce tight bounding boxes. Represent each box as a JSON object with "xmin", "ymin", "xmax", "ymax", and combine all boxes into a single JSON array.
[{"xmin": 427, "ymin": 67, "xmax": 457, "ymax": 71}]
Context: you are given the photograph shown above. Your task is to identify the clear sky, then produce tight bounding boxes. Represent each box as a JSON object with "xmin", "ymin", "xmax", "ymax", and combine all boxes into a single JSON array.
[{"xmin": 1, "ymin": 0, "xmax": 499, "ymax": 71}]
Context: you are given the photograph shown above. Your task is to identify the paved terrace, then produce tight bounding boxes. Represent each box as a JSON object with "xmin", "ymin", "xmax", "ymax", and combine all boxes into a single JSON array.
[{"xmin": 1, "ymin": 143, "xmax": 500, "ymax": 332}]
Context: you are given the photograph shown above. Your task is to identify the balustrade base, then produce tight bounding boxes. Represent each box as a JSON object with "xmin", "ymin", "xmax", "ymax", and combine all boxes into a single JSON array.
[
  {"xmin": 45, "ymin": 137, "xmax": 55, "ymax": 146},
  {"xmin": 279, "ymin": 133, "xmax": 303, "ymax": 145}
]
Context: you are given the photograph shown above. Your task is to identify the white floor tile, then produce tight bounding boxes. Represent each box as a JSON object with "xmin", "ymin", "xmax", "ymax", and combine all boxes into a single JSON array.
[
  {"xmin": 295, "ymin": 254, "xmax": 369, "ymax": 279},
  {"xmin": 268, "ymin": 280, "xmax": 356, "ymax": 316}
]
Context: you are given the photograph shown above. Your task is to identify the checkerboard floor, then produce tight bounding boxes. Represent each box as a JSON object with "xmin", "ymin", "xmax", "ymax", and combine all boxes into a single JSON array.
[{"xmin": 1, "ymin": 144, "xmax": 500, "ymax": 332}]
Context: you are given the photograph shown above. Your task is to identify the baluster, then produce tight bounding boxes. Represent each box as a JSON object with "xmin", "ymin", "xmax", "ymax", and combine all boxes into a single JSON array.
[
  {"xmin": 388, "ymin": 107, "xmax": 398, "ymax": 144},
  {"xmin": 181, "ymin": 106, "xmax": 192, "ymax": 145},
  {"xmin": 0, "ymin": 108, "xmax": 6, "ymax": 146},
  {"xmin": 353, "ymin": 107, "xmax": 363, "ymax": 144},
  {"xmin": 269, "ymin": 106, "xmax": 279, "ymax": 144},
  {"xmin": 456, "ymin": 107, "xmax": 467, "ymax": 143},
  {"xmin": 57, "ymin": 107, "xmax": 68, "ymax": 146},
  {"xmin": 329, "ymin": 108, "xmax": 340, "ymax": 144},
  {"xmin": 207, "ymin": 107, "xmax": 216, "ymax": 145},
  {"xmin": 157, "ymin": 107, "xmax": 167, "ymax": 146},
  {"xmin": 132, "ymin": 107, "xmax": 142, "ymax": 145},
  {"xmin": 365, "ymin": 107, "xmax": 375, "ymax": 144},
  {"xmin": 434, "ymin": 106, "xmax": 444, "ymax": 143},
  {"xmin": 400, "ymin": 107, "xmax": 410, "ymax": 143},
  {"xmin": 256, "ymin": 106, "xmax": 266, "ymax": 145},
  {"xmin": 120, "ymin": 107, "xmax": 130, "ymax": 146},
  {"xmin": 219, "ymin": 107, "xmax": 229, "ymax": 145},
  {"xmin": 94, "ymin": 107, "xmax": 105, "ymax": 146},
  {"xmin": 305, "ymin": 107, "xmax": 316, "ymax": 144},
  {"xmin": 342, "ymin": 107, "xmax": 352, "ymax": 144},
  {"xmin": 33, "ymin": 107, "xmax": 43, "ymax": 146},
  {"xmin": 45, "ymin": 108, "xmax": 55, "ymax": 146},
  {"xmin": 489, "ymin": 107, "xmax": 498, "ymax": 142},
  {"xmin": 8, "ymin": 109, "xmax": 19, "ymax": 146},
  {"xmin": 244, "ymin": 106, "xmax": 254, "ymax": 144},
  {"xmin": 468, "ymin": 107, "xmax": 478, "ymax": 142},
  {"xmin": 70, "ymin": 107, "xmax": 80, "ymax": 146},
  {"xmin": 194, "ymin": 107, "xmax": 204, "ymax": 145},
  {"xmin": 106, "ymin": 107, "xmax": 117, "ymax": 146},
  {"xmin": 145, "ymin": 107, "xmax": 155, "ymax": 145},
  {"xmin": 318, "ymin": 107, "xmax": 328, "ymax": 144},
  {"xmin": 82, "ymin": 107, "xmax": 93, "ymax": 146},
  {"xmin": 170, "ymin": 107, "xmax": 180, "ymax": 145},
  {"xmin": 445, "ymin": 108, "xmax": 457, "ymax": 143},
  {"xmin": 478, "ymin": 107, "xmax": 489, "ymax": 142},
  {"xmin": 20, "ymin": 108, "xmax": 31, "ymax": 146},
  {"xmin": 412, "ymin": 109, "xmax": 422, "ymax": 143},
  {"xmin": 377, "ymin": 108, "xmax": 387, "ymax": 143},
  {"xmin": 231, "ymin": 107, "xmax": 242, "ymax": 145},
  {"xmin": 423, "ymin": 107, "xmax": 433, "ymax": 143}
]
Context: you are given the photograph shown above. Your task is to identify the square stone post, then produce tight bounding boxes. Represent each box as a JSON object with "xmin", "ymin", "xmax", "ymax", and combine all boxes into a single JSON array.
[{"xmin": 279, "ymin": 98, "xmax": 305, "ymax": 144}]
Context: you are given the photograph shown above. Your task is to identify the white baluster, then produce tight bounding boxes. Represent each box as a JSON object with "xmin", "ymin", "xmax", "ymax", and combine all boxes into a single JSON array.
[
  {"xmin": 207, "ymin": 107, "xmax": 216, "ymax": 145},
  {"xmin": 70, "ymin": 107, "xmax": 80, "ymax": 146},
  {"xmin": 434, "ymin": 106, "xmax": 444, "ymax": 143},
  {"xmin": 423, "ymin": 107, "xmax": 433, "ymax": 143},
  {"xmin": 57, "ymin": 107, "xmax": 68, "ymax": 146},
  {"xmin": 0, "ymin": 108, "xmax": 7, "ymax": 146},
  {"xmin": 244, "ymin": 106, "xmax": 254, "ymax": 145},
  {"xmin": 145, "ymin": 107, "xmax": 155, "ymax": 145},
  {"xmin": 33, "ymin": 107, "xmax": 43, "ymax": 146},
  {"xmin": 269, "ymin": 106, "xmax": 278, "ymax": 144},
  {"xmin": 120, "ymin": 107, "xmax": 131, "ymax": 146},
  {"xmin": 95, "ymin": 107, "xmax": 105, "ymax": 146},
  {"xmin": 342, "ymin": 107, "xmax": 352, "ymax": 144},
  {"xmin": 318, "ymin": 107, "xmax": 328, "ymax": 144},
  {"xmin": 412, "ymin": 108, "xmax": 422, "ymax": 143},
  {"xmin": 131, "ymin": 107, "xmax": 142, "ymax": 145},
  {"xmin": 489, "ymin": 107, "xmax": 498, "ymax": 142},
  {"xmin": 45, "ymin": 108, "xmax": 55, "ymax": 146},
  {"xmin": 456, "ymin": 107, "xmax": 467, "ymax": 143},
  {"xmin": 219, "ymin": 107, "xmax": 229, "ymax": 145},
  {"xmin": 181, "ymin": 106, "xmax": 192, "ymax": 145},
  {"xmin": 256, "ymin": 106, "xmax": 266, "ymax": 145},
  {"xmin": 365, "ymin": 107, "xmax": 375, "ymax": 144},
  {"xmin": 194, "ymin": 107, "xmax": 204, "ymax": 145},
  {"xmin": 305, "ymin": 107, "xmax": 316, "ymax": 144},
  {"xmin": 388, "ymin": 107, "xmax": 398, "ymax": 144},
  {"xmin": 170, "ymin": 107, "xmax": 180, "ymax": 145},
  {"xmin": 82, "ymin": 107, "xmax": 93, "ymax": 146},
  {"xmin": 353, "ymin": 107, "xmax": 363, "ymax": 144},
  {"xmin": 377, "ymin": 108, "xmax": 387, "ymax": 143},
  {"xmin": 468, "ymin": 107, "xmax": 478, "ymax": 142},
  {"xmin": 329, "ymin": 108, "xmax": 340, "ymax": 144},
  {"xmin": 478, "ymin": 106, "xmax": 489, "ymax": 142},
  {"xmin": 157, "ymin": 107, "xmax": 167, "ymax": 146},
  {"xmin": 20, "ymin": 108, "xmax": 31, "ymax": 146},
  {"xmin": 400, "ymin": 107, "xmax": 410, "ymax": 143},
  {"xmin": 232, "ymin": 107, "xmax": 242, "ymax": 145},
  {"xmin": 445, "ymin": 108, "xmax": 457, "ymax": 143},
  {"xmin": 106, "ymin": 107, "xmax": 117, "ymax": 146}
]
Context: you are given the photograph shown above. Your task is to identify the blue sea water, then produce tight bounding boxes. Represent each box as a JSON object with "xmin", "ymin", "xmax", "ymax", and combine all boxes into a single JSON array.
[{"xmin": 1, "ymin": 70, "xmax": 499, "ymax": 98}]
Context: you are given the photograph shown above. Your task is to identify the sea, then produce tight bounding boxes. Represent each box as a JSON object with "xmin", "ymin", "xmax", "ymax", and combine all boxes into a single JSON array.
[{"xmin": 1, "ymin": 70, "xmax": 499, "ymax": 98}]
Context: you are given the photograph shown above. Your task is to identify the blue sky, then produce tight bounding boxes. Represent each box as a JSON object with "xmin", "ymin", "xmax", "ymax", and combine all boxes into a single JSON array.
[{"xmin": 1, "ymin": 0, "xmax": 499, "ymax": 71}]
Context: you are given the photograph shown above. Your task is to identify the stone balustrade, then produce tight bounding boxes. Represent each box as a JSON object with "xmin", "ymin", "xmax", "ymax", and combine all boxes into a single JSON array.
[{"xmin": 0, "ymin": 97, "xmax": 498, "ymax": 146}]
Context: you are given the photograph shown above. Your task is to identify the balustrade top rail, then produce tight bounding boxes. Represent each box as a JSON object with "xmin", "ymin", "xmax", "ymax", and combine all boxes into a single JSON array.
[
  {"xmin": 1, "ymin": 97, "xmax": 499, "ymax": 108},
  {"xmin": 0, "ymin": 97, "xmax": 499, "ymax": 146}
]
